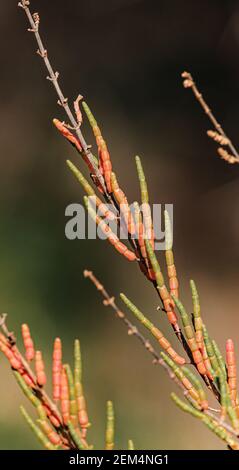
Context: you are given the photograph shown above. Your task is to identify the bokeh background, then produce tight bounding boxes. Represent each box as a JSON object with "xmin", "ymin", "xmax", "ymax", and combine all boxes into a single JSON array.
[{"xmin": 0, "ymin": 0, "xmax": 239, "ymax": 449}]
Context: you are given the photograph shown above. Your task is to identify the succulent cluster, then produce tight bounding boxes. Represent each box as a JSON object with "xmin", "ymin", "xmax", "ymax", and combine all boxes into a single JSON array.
[{"xmin": 0, "ymin": 314, "xmax": 134, "ymax": 450}]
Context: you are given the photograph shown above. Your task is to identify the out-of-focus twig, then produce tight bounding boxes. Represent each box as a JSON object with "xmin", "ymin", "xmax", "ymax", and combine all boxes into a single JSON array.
[{"xmin": 182, "ymin": 71, "xmax": 239, "ymax": 164}]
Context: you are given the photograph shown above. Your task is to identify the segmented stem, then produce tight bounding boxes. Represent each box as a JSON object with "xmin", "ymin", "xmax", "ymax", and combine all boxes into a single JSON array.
[
  {"xmin": 173, "ymin": 296, "xmax": 206, "ymax": 376},
  {"xmin": 181, "ymin": 366, "xmax": 208, "ymax": 410},
  {"xmin": 120, "ymin": 293, "xmax": 185, "ymax": 365},
  {"xmin": 64, "ymin": 364, "xmax": 78, "ymax": 428},
  {"xmin": 105, "ymin": 401, "xmax": 114, "ymax": 450},
  {"xmin": 165, "ymin": 211, "xmax": 179, "ymax": 298},
  {"xmin": 182, "ymin": 71, "xmax": 239, "ymax": 163},
  {"xmin": 74, "ymin": 339, "xmax": 90, "ymax": 437},
  {"xmin": 128, "ymin": 439, "xmax": 135, "ymax": 450},
  {"xmin": 202, "ymin": 325, "xmax": 219, "ymax": 374},
  {"xmin": 84, "ymin": 196, "xmax": 136, "ymax": 261},
  {"xmin": 82, "ymin": 101, "xmax": 113, "ymax": 193},
  {"xmin": 190, "ymin": 280, "xmax": 204, "ymax": 350},
  {"xmin": 226, "ymin": 339, "xmax": 237, "ymax": 405},
  {"xmin": 161, "ymin": 353, "xmax": 199, "ymax": 401},
  {"xmin": 145, "ymin": 239, "xmax": 178, "ymax": 328},
  {"xmin": 20, "ymin": 406, "xmax": 57, "ymax": 450}
]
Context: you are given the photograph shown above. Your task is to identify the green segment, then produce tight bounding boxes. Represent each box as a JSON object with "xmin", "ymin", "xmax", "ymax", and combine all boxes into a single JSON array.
[
  {"xmin": 111, "ymin": 172, "xmax": 119, "ymax": 193},
  {"xmin": 162, "ymin": 353, "xmax": 202, "ymax": 405},
  {"xmin": 164, "ymin": 210, "xmax": 173, "ymax": 251},
  {"xmin": 74, "ymin": 339, "xmax": 82, "ymax": 385},
  {"xmin": 82, "ymin": 102, "xmax": 98, "ymax": 129},
  {"xmin": 225, "ymin": 383, "xmax": 239, "ymax": 431},
  {"xmin": 133, "ymin": 201, "xmax": 142, "ymax": 241},
  {"xmin": 135, "ymin": 156, "xmax": 149, "ymax": 204},
  {"xmin": 120, "ymin": 293, "xmax": 154, "ymax": 332},
  {"xmin": 216, "ymin": 368, "xmax": 239, "ymax": 431},
  {"xmin": 161, "ymin": 352, "xmax": 182, "ymax": 379},
  {"xmin": 64, "ymin": 364, "xmax": 78, "ymax": 426},
  {"xmin": 212, "ymin": 340, "xmax": 227, "ymax": 379},
  {"xmin": 172, "ymin": 389, "xmax": 239, "ymax": 448},
  {"xmin": 128, "ymin": 439, "xmax": 135, "ymax": 450},
  {"xmin": 145, "ymin": 239, "xmax": 165, "ymax": 288},
  {"xmin": 202, "ymin": 414, "xmax": 236, "ymax": 447},
  {"xmin": 67, "ymin": 160, "xmax": 95, "ymax": 196},
  {"xmin": 67, "ymin": 421, "xmax": 85, "ymax": 450},
  {"xmin": 202, "ymin": 325, "xmax": 219, "ymax": 373},
  {"xmin": 190, "ymin": 280, "xmax": 201, "ymax": 319},
  {"xmin": 84, "ymin": 196, "xmax": 98, "ymax": 222},
  {"xmin": 182, "ymin": 366, "xmax": 207, "ymax": 404},
  {"xmin": 172, "ymin": 296, "xmax": 194, "ymax": 341},
  {"xmin": 171, "ymin": 393, "xmax": 202, "ymax": 419},
  {"xmin": 218, "ymin": 369, "xmax": 227, "ymax": 412},
  {"xmin": 13, "ymin": 371, "xmax": 46, "ymax": 416},
  {"xmin": 227, "ymin": 402, "xmax": 239, "ymax": 431},
  {"xmin": 14, "ymin": 371, "xmax": 38, "ymax": 406}
]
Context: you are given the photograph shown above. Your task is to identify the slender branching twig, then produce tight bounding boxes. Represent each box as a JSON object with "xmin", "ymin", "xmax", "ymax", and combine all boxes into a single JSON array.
[
  {"xmin": 84, "ymin": 270, "xmax": 239, "ymax": 446},
  {"xmin": 182, "ymin": 71, "xmax": 239, "ymax": 164},
  {"xmin": 84, "ymin": 270, "xmax": 162, "ymax": 364},
  {"xmin": 14, "ymin": 1, "xmax": 239, "ymax": 450}
]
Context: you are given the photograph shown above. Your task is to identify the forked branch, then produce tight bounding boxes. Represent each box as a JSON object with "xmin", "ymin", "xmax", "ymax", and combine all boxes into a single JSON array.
[
  {"xmin": 18, "ymin": 0, "xmax": 107, "ymax": 193},
  {"xmin": 182, "ymin": 71, "xmax": 239, "ymax": 164}
]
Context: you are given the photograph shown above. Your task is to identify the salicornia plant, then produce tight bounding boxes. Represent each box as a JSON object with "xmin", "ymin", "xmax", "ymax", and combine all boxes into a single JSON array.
[{"xmin": 0, "ymin": 314, "xmax": 133, "ymax": 450}]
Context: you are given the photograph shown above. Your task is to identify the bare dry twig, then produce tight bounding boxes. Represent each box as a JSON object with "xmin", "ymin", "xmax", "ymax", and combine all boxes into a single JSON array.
[
  {"xmin": 18, "ymin": 0, "xmax": 107, "ymax": 192},
  {"xmin": 182, "ymin": 71, "xmax": 239, "ymax": 164},
  {"xmin": 84, "ymin": 270, "xmax": 239, "ymax": 442}
]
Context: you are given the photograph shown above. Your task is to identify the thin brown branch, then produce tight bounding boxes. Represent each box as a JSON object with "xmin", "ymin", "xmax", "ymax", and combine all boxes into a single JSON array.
[
  {"xmin": 83, "ymin": 270, "xmax": 161, "ymax": 363},
  {"xmin": 182, "ymin": 71, "xmax": 239, "ymax": 162}
]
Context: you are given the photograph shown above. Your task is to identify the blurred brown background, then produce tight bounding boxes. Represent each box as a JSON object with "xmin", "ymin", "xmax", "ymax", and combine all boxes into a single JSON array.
[{"xmin": 0, "ymin": 0, "xmax": 239, "ymax": 449}]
